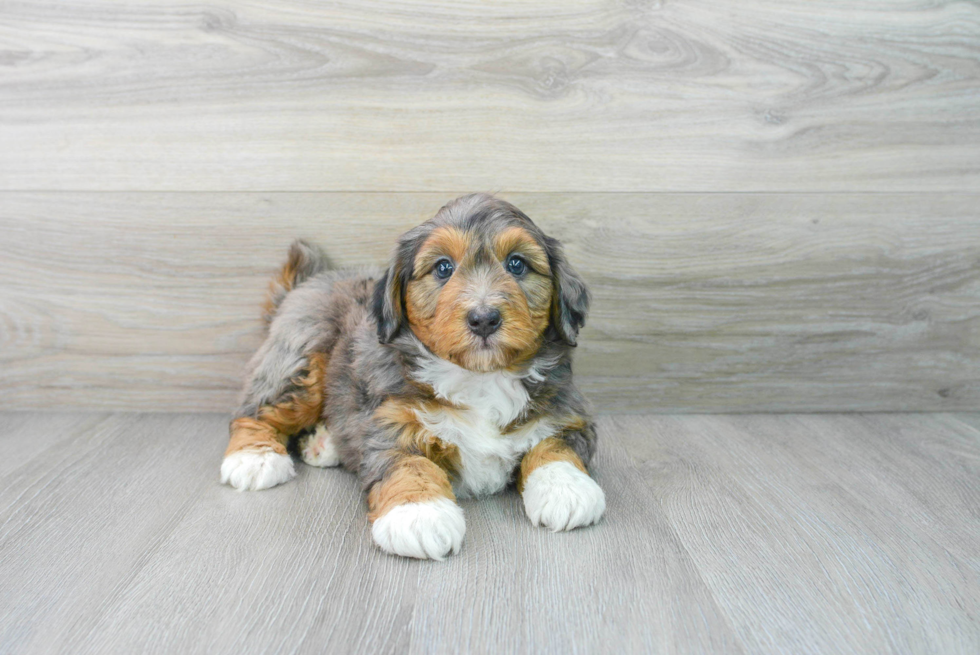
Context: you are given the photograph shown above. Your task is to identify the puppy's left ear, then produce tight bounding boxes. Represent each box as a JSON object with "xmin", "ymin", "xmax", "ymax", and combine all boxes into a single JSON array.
[
  {"xmin": 546, "ymin": 236, "xmax": 591, "ymax": 346},
  {"xmin": 372, "ymin": 225, "xmax": 429, "ymax": 344}
]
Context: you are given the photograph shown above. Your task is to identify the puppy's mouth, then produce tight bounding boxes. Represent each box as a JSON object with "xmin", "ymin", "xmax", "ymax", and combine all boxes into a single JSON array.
[
  {"xmin": 465, "ymin": 336, "xmax": 504, "ymax": 361},
  {"xmin": 438, "ymin": 308, "xmax": 538, "ymax": 372},
  {"xmin": 474, "ymin": 335, "xmax": 498, "ymax": 349},
  {"xmin": 447, "ymin": 331, "xmax": 511, "ymax": 372}
]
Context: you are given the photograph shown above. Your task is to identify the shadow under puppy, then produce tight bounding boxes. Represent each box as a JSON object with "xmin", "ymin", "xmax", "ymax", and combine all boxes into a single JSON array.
[{"xmin": 221, "ymin": 194, "xmax": 604, "ymax": 559}]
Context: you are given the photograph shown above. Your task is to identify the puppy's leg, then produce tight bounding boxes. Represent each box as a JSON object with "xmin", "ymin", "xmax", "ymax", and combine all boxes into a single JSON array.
[
  {"xmin": 519, "ymin": 436, "xmax": 605, "ymax": 531},
  {"xmin": 221, "ymin": 352, "xmax": 328, "ymax": 491},
  {"xmin": 367, "ymin": 454, "xmax": 465, "ymax": 560},
  {"xmin": 222, "ymin": 418, "xmax": 296, "ymax": 492}
]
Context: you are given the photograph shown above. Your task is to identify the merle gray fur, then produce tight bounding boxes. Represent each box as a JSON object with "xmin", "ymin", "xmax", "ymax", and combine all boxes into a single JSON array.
[{"xmin": 235, "ymin": 193, "xmax": 596, "ymax": 492}]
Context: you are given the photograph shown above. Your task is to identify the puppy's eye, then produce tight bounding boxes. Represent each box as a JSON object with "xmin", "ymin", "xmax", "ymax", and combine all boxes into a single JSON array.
[
  {"xmin": 506, "ymin": 255, "xmax": 527, "ymax": 277},
  {"xmin": 433, "ymin": 259, "xmax": 455, "ymax": 280}
]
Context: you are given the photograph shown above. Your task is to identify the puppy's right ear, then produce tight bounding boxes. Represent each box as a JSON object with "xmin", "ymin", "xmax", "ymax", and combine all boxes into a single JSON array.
[
  {"xmin": 373, "ymin": 225, "xmax": 429, "ymax": 344},
  {"xmin": 372, "ymin": 266, "xmax": 403, "ymax": 343}
]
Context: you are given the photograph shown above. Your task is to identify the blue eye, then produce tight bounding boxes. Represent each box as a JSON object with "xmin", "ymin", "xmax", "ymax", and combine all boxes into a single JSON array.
[
  {"xmin": 506, "ymin": 255, "xmax": 527, "ymax": 276},
  {"xmin": 434, "ymin": 259, "xmax": 455, "ymax": 280}
]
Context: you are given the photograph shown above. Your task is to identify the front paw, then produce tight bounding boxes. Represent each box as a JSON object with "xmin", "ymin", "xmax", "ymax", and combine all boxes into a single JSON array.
[
  {"xmin": 371, "ymin": 497, "xmax": 465, "ymax": 560},
  {"xmin": 221, "ymin": 448, "xmax": 296, "ymax": 491},
  {"xmin": 522, "ymin": 461, "xmax": 605, "ymax": 531}
]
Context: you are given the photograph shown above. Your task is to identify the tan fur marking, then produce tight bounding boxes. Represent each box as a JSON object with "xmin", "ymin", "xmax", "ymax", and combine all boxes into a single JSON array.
[
  {"xmin": 407, "ymin": 266, "xmax": 478, "ymax": 366},
  {"xmin": 404, "ymin": 223, "xmax": 555, "ymax": 372},
  {"xmin": 405, "ymin": 228, "xmax": 477, "ymax": 366},
  {"xmin": 257, "ymin": 352, "xmax": 328, "ymax": 434},
  {"xmin": 406, "ymin": 260, "xmax": 549, "ymax": 371},
  {"xmin": 404, "ymin": 273, "xmax": 441, "ymax": 326},
  {"xmin": 493, "ymin": 226, "xmax": 551, "ymax": 274},
  {"xmin": 225, "ymin": 417, "xmax": 287, "ymax": 456},
  {"xmin": 262, "ymin": 255, "xmax": 301, "ymax": 320},
  {"xmin": 412, "ymin": 226, "xmax": 473, "ymax": 277},
  {"xmin": 225, "ymin": 352, "xmax": 328, "ymax": 456},
  {"xmin": 560, "ymin": 415, "xmax": 589, "ymax": 433},
  {"xmin": 517, "ymin": 437, "xmax": 587, "ymax": 493},
  {"xmin": 367, "ymin": 455, "xmax": 456, "ymax": 522},
  {"xmin": 375, "ymin": 399, "xmax": 462, "ymax": 477},
  {"xmin": 498, "ymin": 271, "xmax": 550, "ymax": 353}
]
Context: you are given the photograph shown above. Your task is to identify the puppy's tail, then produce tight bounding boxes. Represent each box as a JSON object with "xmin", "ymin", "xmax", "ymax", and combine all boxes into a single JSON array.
[{"xmin": 262, "ymin": 239, "xmax": 329, "ymax": 324}]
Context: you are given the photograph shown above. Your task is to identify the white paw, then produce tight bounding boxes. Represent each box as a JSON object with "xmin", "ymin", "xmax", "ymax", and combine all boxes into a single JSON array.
[
  {"xmin": 299, "ymin": 423, "xmax": 341, "ymax": 467},
  {"xmin": 221, "ymin": 449, "xmax": 296, "ymax": 491},
  {"xmin": 371, "ymin": 497, "xmax": 465, "ymax": 560},
  {"xmin": 522, "ymin": 461, "xmax": 605, "ymax": 532}
]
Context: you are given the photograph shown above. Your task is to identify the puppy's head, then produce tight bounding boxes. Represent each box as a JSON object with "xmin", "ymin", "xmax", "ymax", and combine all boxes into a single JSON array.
[{"xmin": 373, "ymin": 194, "xmax": 590, "ymax": 372}]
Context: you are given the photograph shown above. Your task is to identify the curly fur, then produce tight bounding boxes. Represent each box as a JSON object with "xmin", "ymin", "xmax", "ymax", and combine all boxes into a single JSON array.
[{"xmin": 221, "ymin": 194, "xmax": 603, "ymax": 559}]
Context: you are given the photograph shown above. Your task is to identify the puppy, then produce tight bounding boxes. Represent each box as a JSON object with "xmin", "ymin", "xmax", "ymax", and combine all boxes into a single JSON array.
[{"xmin": 221, "ymin": 194, "xmax": 604, "ymax": 559}]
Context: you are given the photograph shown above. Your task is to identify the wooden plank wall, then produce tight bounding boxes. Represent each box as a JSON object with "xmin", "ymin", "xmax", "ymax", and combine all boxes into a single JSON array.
[{"xmin": 1, "ymin": 1, "xmax": 978, "ymax": 412}]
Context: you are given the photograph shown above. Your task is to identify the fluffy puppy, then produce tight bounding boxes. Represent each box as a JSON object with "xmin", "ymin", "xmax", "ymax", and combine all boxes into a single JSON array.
[{"xmin": 221, "ymin": 194, "xmax": 604, "ymax": 559}]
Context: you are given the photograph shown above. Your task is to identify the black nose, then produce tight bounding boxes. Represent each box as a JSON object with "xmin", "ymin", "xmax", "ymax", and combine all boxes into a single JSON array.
[{"xmin": 466, "ymin": 307, "xmax": 502, "ymax": 338}]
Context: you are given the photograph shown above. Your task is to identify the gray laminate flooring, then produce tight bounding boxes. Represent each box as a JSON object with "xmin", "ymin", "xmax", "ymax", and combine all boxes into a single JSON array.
[{"xmin": 1, "ymin": 413, "xmax": 978, "ymax": 654}]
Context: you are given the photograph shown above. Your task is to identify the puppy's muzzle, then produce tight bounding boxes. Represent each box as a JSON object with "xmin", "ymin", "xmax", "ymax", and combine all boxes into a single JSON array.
[{"xmin": 466, "ymin": 306, "xmax": 502, "ymax": 338}]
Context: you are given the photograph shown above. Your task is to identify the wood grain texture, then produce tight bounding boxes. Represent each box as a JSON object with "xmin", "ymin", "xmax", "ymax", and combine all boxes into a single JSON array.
[
  {"xmin": 1, "ymin": 192, "xmax": 977, "ymax": 412},
  {"xmin": 619, "ymin": 413, "xmax": 980, "ymax": 653},
  {"xmin": 0, "ymin": 413, "xmax": 222, "ymax": 654},
  {"xmin": 0, "ymin": 412, "xmax": 108, "ymax": 479},
  {"xmin": 1, "ymin": 0, "xmax": 978, "ymax": 192},
  {"xmin": 0, "ymin": 412, "xmax": 742, "ymax": 654},
  {"xmin": 949, "ymin": 413, "xmax": 980, "ymax": 434},
  {"xmin": 1, "ymin": 412, "xmax": 978, "ymax": 653}
]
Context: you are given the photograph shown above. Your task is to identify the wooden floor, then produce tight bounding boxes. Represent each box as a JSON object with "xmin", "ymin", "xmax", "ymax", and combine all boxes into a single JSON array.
[{"xmin": 1, "ymin": 412, "xmax": 978, "ymax": 654}]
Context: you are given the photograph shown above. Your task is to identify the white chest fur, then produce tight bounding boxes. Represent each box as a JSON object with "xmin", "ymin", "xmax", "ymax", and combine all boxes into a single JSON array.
[{"xmin": 412, "ymin": 357, "xmax": 555, "ymax": 498}]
